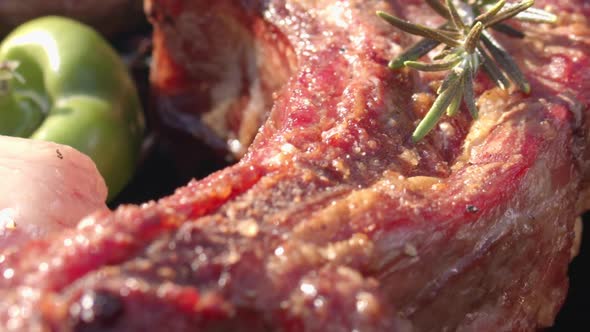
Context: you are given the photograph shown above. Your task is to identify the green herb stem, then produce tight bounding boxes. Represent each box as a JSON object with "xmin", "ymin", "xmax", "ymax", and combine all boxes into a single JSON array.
[{"xmin": 378, "ymin": 0, "xmax": 555, "ymax": 140}]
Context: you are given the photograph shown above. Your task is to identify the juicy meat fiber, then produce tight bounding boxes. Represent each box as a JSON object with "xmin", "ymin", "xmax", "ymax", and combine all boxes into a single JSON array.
[
  {"xmin": 0, "ymin": 136, "xmax": 107, "ymax": 251},
  {"xmin": 3, "ymin": 0, "xmax": 590, "ymax": 331}
]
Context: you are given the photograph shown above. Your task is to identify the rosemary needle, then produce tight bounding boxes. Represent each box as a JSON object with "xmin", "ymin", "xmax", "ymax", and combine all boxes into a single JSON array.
[
  {"xmin": 377, "ymin": 12, "xmax": 461, "ymax": 47},
  {"xmin": 389, "ymin": 35, "xmax": 442, "ymax": 70},
  {"xmin": 377, "ymin": 0, "xmax": 557, "ymax": 141}
]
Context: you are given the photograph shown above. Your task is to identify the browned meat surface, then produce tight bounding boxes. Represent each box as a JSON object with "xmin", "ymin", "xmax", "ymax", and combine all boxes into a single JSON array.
[
  {"xmin": 2, "ymin": 0, "xmax": 590, "ymax": 330},
  {"xmin": 0, "ymin": 0, "xmax": 144, "ymax": 36},
  {"xmin": 148, "ymin": 0, "xmax": 296, "ymax": 167}
]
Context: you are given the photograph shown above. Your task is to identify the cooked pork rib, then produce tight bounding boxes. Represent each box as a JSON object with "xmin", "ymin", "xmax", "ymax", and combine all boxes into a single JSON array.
[{"xmin": 1, "ymin": 0, "xmax": 590, "ymax": 330}]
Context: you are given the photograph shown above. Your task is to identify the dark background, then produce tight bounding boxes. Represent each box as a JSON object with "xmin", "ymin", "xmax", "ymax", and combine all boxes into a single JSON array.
[{"xmin": 550, "ymin": 212, "xmax": 590, "ymax": 331}]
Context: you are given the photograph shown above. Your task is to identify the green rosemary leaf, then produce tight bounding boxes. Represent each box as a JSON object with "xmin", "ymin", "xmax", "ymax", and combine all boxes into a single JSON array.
[
  {"xmin": 389, "ymin": 38, "xmax": 441, "ymax": 70},
  {"xmin": 413, "ymin": 74, "xmax": 462, "ymax": 141},
  {"xmin": 515, "ymin": 7, "xmax": 558, "ymax": 23},
  {"xmin": 523, "ymin": 7, "xmax": 557, "ymax": 17},
  {"xmin": 433, "ymin": 46, "xmax": 454, "ymax": 60},
  {"xmin": 425, "ymin": 0, "xmax": 451, "ymax": 19},
  {"xmin": 446, "ymin": 82, "xmax": 464, "ymax": 116},
  {"xmin": 491, "ymin": 23, "xmax": 525, "ymax": 38},
  {"xmin": 404, "ymin": 56, "xmax": 462, "ymax": 71},
  {"xmin": 483, "ymin": 0, "xmax": 535, "ymax": 27},
  {"xmin": 438, "ymin": 28, "xmax": 463, "ymax": 39},
  {"xmin": 477, "ymin": 47, "xmax": 511, "ymax": 90},
  {"xmin": 378, "ymin": 0, "xmax": 556, "ymax": 141},
  {"xmin": 377, "ymin": 11, "xmax": 461, "ymax": 47},
  {"xmin": 475, "ymin": 0, "xmax": 506, "ymax": 25},
  {"xmin": 437, "ymin": 68, "xmax": 462, "ymax": 94},
  {"xmin": 463, "ymin": 62, "xmax": 478, "ymax": 119},
  {"xmin": 446, "ymin": 0, "xmax": 466, "ymax": 30},
  {"xmin": 481, "ymin": 32, "xmax": 530, "ymax": 93},
  {"xmin": 464, "ymin": 22, "xmax": 484, "ymax": 54}
]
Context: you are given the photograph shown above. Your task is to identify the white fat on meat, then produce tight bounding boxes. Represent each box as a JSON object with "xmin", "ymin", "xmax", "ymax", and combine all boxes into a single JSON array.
[{"xmin": 0, "ymin": 135, "xmax": 107, "ymax": 250}]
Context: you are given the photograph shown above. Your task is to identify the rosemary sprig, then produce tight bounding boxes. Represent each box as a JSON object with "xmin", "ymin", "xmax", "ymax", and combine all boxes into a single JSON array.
[
  {"xmin": 389, "ymin": 37, "xmax": 441, "ymax": 70},
  {"xmin": 377, "ymin": 0, "xmax": 556, "ymax": 141}
]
